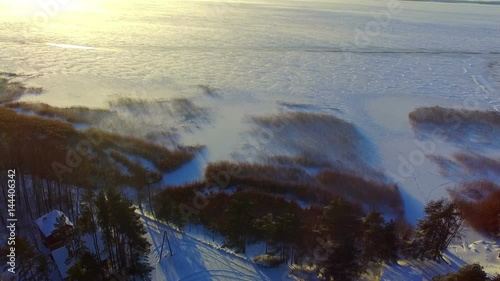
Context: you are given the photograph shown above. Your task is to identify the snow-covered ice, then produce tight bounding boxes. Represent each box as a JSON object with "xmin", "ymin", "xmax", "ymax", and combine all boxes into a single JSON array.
[{"xmin": 1, "ymin": 0, "xmax": 500, "ymax": 279}]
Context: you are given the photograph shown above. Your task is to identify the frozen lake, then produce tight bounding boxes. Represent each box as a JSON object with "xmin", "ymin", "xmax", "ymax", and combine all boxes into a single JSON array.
[
  {"xmin": 0, "ymin": 0, "xmax": 499, "ymax": 107},
  {"xmin": 1, "ymin": 0, "xmax": 500, "ymax": 221}
]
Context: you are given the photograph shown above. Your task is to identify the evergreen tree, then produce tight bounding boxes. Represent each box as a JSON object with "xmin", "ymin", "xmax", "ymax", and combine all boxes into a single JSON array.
[
  {"xmin": 380, "ymin": 219, "xmax": 399, "ymax": 263},
  {"xmin": 224, "ymin": 198, "xmax": 254, "ymax": 253},
  {"xmin": 154, "ymin": 193, "xmax": 186, "ymax": 228},
  {"xmin": 320, "ymin": 198, "xmax": 363, "ymax": 242},
  {"xmin": 413, "ymin": 199, "xmax": 463, "ymax": 261},
  {"xmin": 78, "ymin": 190, "xmax": 101, "ymax": 261},
  {"xmin": 275, "ymin": 213, "xmax": 300, "ymax": 262},
  {"xmin": 112, "ymin": 195, "xmax": 152, "ymax": 278},
  {"xmin": 95, "ymin": 188, "xmax": 152, "ymax": 279},
  {"xmin": 361, "ymin": 212, "xmax": 399, "ymax": 263},
  {"xmin": 67, "ymin": 251, "xmax": 103, "ymax": 281},
  {"xmin": 318, "ymin": 199, "xmax": 366, "ymax": 281},
  {"xmin": 96, "ymin": 191, "xmax": 116, "ymax": 270},
  {"xmin": 253, "ymin": 213, "xmax": 277, "ymax": 254},
  {"xmin": 319, "ymin": 241, "xmax": 365, "ymax": 281}
]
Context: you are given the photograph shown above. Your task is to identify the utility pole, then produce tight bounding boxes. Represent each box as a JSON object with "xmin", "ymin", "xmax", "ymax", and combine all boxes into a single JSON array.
[
  {"xmin": 159, "ymin": 230, "xmax": 173, "ymax": 261},
  {"xmin": 145, "ymin": 173, "xmax": 174, "ymax": 261}
]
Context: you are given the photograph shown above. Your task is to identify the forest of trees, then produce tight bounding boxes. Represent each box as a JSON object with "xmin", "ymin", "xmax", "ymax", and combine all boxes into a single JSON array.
[
  {"xmin": 66, "ymin": 188, "xmax": 152, "ymax": 280},
  {"xmin": 0, "ymin": 104, "xmax": 160, "ymax": 279},
  {"xmin": 153, "ymin": 182, "xmax": 470, "ymax": 281},
  {"xmin": 1, "ymin": 78, "xmax": 499, "ymax": 280},
  {"xmin": 150, "ymin": 162, "xmax": 500, "ymax": 280},
  {"xmin": 0, "ymin": 179, "xmax": 152, "ymax": 281}
]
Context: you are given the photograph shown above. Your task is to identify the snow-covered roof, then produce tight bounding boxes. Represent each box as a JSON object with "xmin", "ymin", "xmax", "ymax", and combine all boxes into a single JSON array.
[
  {"xmin": 35, "ymin": 210, "xmax": 73, "ymax": 237},
  {"xmin": 51, "ymin": 246, "xmax": 70, "ymax": 280}
]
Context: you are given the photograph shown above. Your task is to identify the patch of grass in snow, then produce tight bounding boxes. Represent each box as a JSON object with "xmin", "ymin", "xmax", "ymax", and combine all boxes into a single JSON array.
[
  {"xmin": 265, "ymin": 154, "xmax": 332, "ymax": 169},
  {"xmin": 5, "ymin": 100, "xmax": 185, "ymax": 149},
  {"xmin": 6, "ymin": 101, "xmax": 115, "ymax": 124},
  {"xmin": 316, "ymin": 170, "xmax": 404, "ymax": 217},
  {"xmin": 109, "ymin": 149, "xmax": 162, "ymax": 187},
  {"xmin": 449, "ymin": 181, "xmax": 500, "ymax": 236},
  {"xmin": 453, "ymin": 153, "xmax": 500, "ymax": 176},
  {"xmin": 429, "ymin": 153, "xmax": 500, "ymax": 180},
  {"xmin": 0, "ymin": 77, "xmax": 42, "ymax": 103},
  {"xmin": 197, "ymin": 84, "xmax": 220, "ymax": 97},
  {"xmin": 204, "ymin": 161, "xmax": 404, "ymax": 217},
  {"xmin": 409, "ymin": 106, "xmax": 500, "ymax": 127},
  {"xmin": 90, "ymin": 128, "xmax": 201, "ymax": 172},
  {"xmin": 109, "ymin": 97, "xmax": 211, "ymax": 125},
  {"xmin": 0, "ymin": 72, "xmax": 19, "ymax": 77},
  {"xmin": 0, "ymin": 106, "xmax": 198, "ymax": 189},
  {"xmin": 249, "ymin": 112, "xmax": 368, "ymax": 168},
  {"xmin": 204, "ymin": 161, "xmax": 334, "ymax": 206},
  {"xmin": 409, "ymin": 106, "xmax": 500, "ymax": 148},
  {"xmin": 244, "ymin": 111, "xmax": 388, "ymax": 183},
  {"xmin": 205, "ymin": 161, "xmax": 313, "ymax": 184}
]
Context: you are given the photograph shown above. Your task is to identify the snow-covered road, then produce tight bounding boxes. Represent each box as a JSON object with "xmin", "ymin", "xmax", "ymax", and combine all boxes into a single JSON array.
[{"xmin": 139, "ymin": 212, "xmax": 292, "ymax": 281}]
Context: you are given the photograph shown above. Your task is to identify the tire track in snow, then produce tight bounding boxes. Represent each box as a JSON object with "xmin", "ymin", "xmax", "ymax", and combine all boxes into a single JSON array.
[
  {"xmin": 139, "ymin": 210, "xmax": 271, "ymax": 281},
  {"xmin": 178, "ymin": 270, "xmax": 260, "ymax": 281}
]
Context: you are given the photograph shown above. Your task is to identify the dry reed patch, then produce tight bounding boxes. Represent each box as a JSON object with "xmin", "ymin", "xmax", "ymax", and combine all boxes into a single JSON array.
[
  {"xmin": 6, "ymin": 102, "xmax": 114, "ymax": 124},
  {"xmin": 409, "ymin": 106, "xmax": 500, "ymax": 148},
  {"xmin": 0, "ymin": 77, "xmax": 42, "ymax": 103},
  {"xmin": 248, "ymin": 112, "xmax": 370, "ymax": 168},
  {"xmin": 449, "ymin": 181, "xmax": 500, "ymax": 235}
]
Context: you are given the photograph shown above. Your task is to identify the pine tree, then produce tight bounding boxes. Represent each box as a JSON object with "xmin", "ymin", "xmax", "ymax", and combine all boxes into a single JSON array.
[
  {"xmin": 320, "ymin": 198, "xmax": 363, "ymax": 242},
  {"xmin": 380, "ymin": 219, "xmax": 399, "ymax": 263},
  {"xmin": 96, "ymin": 191, "xmax": 116, "ymax": 270},
  {"xmin": 111, "ymin": 194, "xmax": 152, "ymax": 278},
  {"xmin": 224, "ymin": 198, "xmax": 254, "ymax": 253},
  {"xmin": 413, "ymin": 199, "xmax": 463, "ymax": 261},
  {"xmin": 319, "ymin": 240, "xmax": 365, "ymax": 281},
  {"xmin": 154, "ymin": 193, "xmax": 186, "ymax": 228},
  {"xmin": 361, "ymin": 212, "xmax": 399, "ymax": 264},
  {"xmin": 78, "ymin": 190, "xmax": 101, "ymax": 261},
  {"xmin": 95, "ymin": 187, "xmax": 152, "ymax": 279},
  {"xmin": 318, "ymin": 199, "xmax": 366, "ymax": 281},
  {"xmin": 275, "ymin": 213, "xmax": 300, "ymax": 262},
  {"xmin": 67, "ymin": 251, "xmax": 103, "ymax": 281},
  {"xmin": 253, "ymin": 213, "xmax": 277, "ymax": 254}
]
